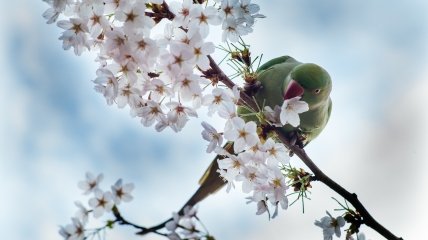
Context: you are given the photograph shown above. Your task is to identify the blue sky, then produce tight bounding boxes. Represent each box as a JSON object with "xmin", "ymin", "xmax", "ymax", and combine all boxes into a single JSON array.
[{"xmin": 1, "ymin": 0, "xmax": 427, "ymax": 239}]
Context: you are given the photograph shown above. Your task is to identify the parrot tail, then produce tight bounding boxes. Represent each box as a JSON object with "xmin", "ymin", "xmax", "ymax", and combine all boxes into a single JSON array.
[{"xmin": 137, "ymin": 142, "xmax": 234, "ymax": 235}]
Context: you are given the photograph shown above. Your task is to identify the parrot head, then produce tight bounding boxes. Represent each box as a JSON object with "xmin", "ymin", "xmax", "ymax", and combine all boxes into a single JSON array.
[{"xmin": 283, "ymin": 63, "xmax": 332, "ymax": 110}]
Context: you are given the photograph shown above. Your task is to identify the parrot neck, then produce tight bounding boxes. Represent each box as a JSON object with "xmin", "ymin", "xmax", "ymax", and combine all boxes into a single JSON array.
[{"xmin": 309, "ymin": 98, "xmax": 330, "ymax": 111}]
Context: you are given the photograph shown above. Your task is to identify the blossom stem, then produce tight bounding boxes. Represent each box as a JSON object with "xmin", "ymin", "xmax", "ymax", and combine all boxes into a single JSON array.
[
  {"xmin": 207, "ymin": 55, "xmax": 403, "ymax": 240},
  {"xmin": 112, "ymin": 206, "xmax": 167, "ymax": 237}
]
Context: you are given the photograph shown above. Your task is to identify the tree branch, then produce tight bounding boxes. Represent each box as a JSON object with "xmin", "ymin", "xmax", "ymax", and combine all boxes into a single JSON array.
[
  {"xmin": 112, "ymin": 207, "xmax": 168, "ymax": 237},
  {"xmin": 207, "ymin": 56, "xmax": 404, "ymax": 240}
]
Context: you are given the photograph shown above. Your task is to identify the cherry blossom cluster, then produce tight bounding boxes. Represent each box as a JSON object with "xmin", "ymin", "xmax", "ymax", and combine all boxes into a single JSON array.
[
  {"xmin": 199, "ymin": 95, "xmax": 309, "ymax": 218},
  {"xmin": 59, "ymin": 172, "xmax": 134, "ymax": 240},
  {"xmin": 43, "ymin": 0, "xmax": 319, "ymax": 233},
  {"xmin": 214, "ymin": 123, "xmax": 291, "ymax": 218},
  {"xmin": 43, "ymin": 0, "xmax": 264, "ymax": 133},
  {"xmin": 165, "ymin": 206, "xmax": 212, "ymax": 240}
]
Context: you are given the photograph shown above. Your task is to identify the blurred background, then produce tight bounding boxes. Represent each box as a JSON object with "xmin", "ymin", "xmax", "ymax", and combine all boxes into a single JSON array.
[{"xmin": 1, "ymin": 0, "xmax": 427, "ymax": 239}]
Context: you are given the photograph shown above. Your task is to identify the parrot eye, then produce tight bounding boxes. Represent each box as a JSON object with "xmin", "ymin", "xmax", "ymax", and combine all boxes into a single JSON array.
[{"xmin": 314, "ymin": 89, "xmax": 321, "ymax": 94}]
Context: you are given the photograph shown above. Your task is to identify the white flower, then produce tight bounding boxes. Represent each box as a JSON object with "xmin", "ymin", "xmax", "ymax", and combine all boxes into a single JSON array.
[
  {"xmin": 217, "ymin": 101, "xmax": 237, "ymax": 121},
  {"xmin": 87, "ymin": 4, "xmax": 110, "ymax": 38},
  {"xmin": 263, "ymin": 105, "xmax": 282, "ymax": 127},
  {"xmin": 138, "ymin": 100, "xmax": 165, "ymax": 127},
  {"xmin": 169, "ymin": 0, "xmax": 196, "ymax": 28},
  {"xmin": 145, "ymin": 78, "xmax": 173, "ymax": 101},
  {"xmin": 262, "ymin": 138, "xmax": 289, "ymax": 165},
  {"xmin": 173, "ymin": 72, "xmax": 203, "ymax": 102},
  {"xmin": 190, "ymin": 39, "xmax": 215, "ymax": 70},
  {"xmin": 218, "ymin": 154, "xmax": 248, "ymax": 176},
  {"xmin": 165, "ymin": 212, "xmax": 180, "ymax": 231},
  {"xmin": 217, "ymin": 168, "xmax": 236, "ymax": 192},
  {"xmin": 280, "ymin": 96, "xmax": 309, "ymax": 127},
  {"xmin": 314, "ymin": 211, "xmax": 346, "ymax": 240},
  {"xmin": 201, "ymin": 121, "xmax": 223, "ymax": 153},
  {"xmin": 166, "ymin": 102, "xmax": 198, "ymax": 132},
  {"xmin": 178, "ymin": 217, "xmax": 198, "ymax": 239},
  {"xmin": 111, "ymin": 179, "xmax": 135, "ymax": 205},
  {"xmin": 266, "ymin": 166, "xmax": 288, "ymax": 206},
  {"xmin": 160, "ymin": 43, "xmax": 193, "ymax": 76},
  {"xmin": 223, "ymin": 117, "xmax": 258, "ymax": 152},
  {"xmin": 57, "ymin": 18, "xmax": 91, "ymax": 55},
  {"xmin": 219, "ymin": 0, "xmax": 240, "ymax": 19},
  {"xmin": 59, "ymin": 225, "xmax": 72, "ymax": 240},
  {"xmin": 203, "ymin": 88, "xmax": 233, "ymax": 115},
  {"xmin": 183, "ymin": 205, "xmax": 198, "ymax": 218},
  {"xmin": 238, "ymin": 165, "xmax": 265, "ymax": 193},
  {"xmin": 74, "ymin": 201, "xmax": 89, "ymax": 224},
  {"xmin": 237, "ymin": 0, "xmax": 264, "ymax": 26},
  {"xmin": 255, "ymin": 200, "xmax": 268, "ymax": 215},
  {"xmin": 88, "ymin": 190, "xmax": 114, "ymax": 218},
  {"xmin": 78, "ymin": 172, "xmax": 103, "ymax": 195},
  {"xmin": 116, "ymin": 80, "xmax": 141, "ymax": 108},
  {"xmin": 188, "ymin": 6, "xmax": 222, "ymax": 38},
  {"xmin": 128, "ymin": 33, "xmax": 159, "ymax": 70},
  {"xmin": 60, "ymin": 218, "xmax": 85, "ymax": 240},
  {"xmin": 93, "ymin": 68, "xmax": 118, "ymax": 105},
  {"xmin": 43, "ymin": 0, "xmax": 72, "ymax": 24},
  {"xmin": 221, "ymin": 17, "xmax": 241, "ymax": 42},
  {"xmin": 103, "ymin": 28, "xmax": 128, "ymax": 58},
  {"xmin": 115, "ymin": 2, "xmax": 154, "ymax": 35}
]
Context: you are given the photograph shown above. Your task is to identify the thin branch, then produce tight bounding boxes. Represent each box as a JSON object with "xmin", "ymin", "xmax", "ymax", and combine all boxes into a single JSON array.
[
  {"xmin": 207, "ymin": 56, "xmax": 404, "ymax": 240},
  {"xmin": 112, "ymin": 207, "xmax": 167, "ymax": 237}
]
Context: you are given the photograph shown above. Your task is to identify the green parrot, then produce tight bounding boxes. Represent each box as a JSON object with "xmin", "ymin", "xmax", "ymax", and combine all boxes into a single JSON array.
[
  {"xmin": 140, "ymin": 56, "xmax": 332, "ymax": 234},
  {"xmin": 241, "ymin": 55, "xmax": 333, "ymax": 145}
]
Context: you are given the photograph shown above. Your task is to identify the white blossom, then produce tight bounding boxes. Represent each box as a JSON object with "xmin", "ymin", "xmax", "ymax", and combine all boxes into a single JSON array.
[
  {"xmin": 93, "ymin": 68, "xmax": 118, "ymax": 105},
  {"xmin": 203, "ymin": 88, "xmax": 233, "ymax": 115},
  {"xmin": 74, "ymin": 201, "xmax": 89, "ymax": 224},
  {"xmin": 315, "ymin": 211, "xmax": 346, "ymax": 240},
  {"xmin": 111, "ymin": 179, "xmax": 135, "ymax": 205},
  {"xmin": 115, "ymin": 1, "xmax": 155, "ymax": 35},
  {"xmin": 169, "ymin": 0, "xmax": 196, "ymax": 28},
  {"xmin": 78, "ymin": 172, "xmax": 103, "ymax": 195},
  {"xmin": 138, "ymin": 100, "xmax": 165, "ymax": 127},
  {"xmin": 188, "ymin": 5, "xmax": 222, "ymax": 38},
  {"xmin": 223, "ymin": 117, "xmax": 258, "ymax": 152},
  {"xmin": 43, "ymin": 0, "xmax": 72, "ymax": 24},
  {"xmin": 60, "ymin": 218, "xmax": 85, "ymax": 240},
  {"xmin": 57, "ymin": 18, "xmax": 91, "ymax": 55},
  {"xmin": 280, "ymin": 96, "xmax": 309, "ymax": 127},
  {"xmin": 263, "ymin": 105, "xmax": 282, "ymax": 127},
  {"xmin": 88, "ymin": 190, "xmax": 114, "ymax": 218},
  {"xmin": 262, "ymin": 138, "xmax": 290, "ymax": 165},
  {"xmin": 166, "ymin": 102, "xmax": 198, "ymax": 132},
  {"xmin": 201, "ymin": 121, "xmax": 223, "ymax": 153}
]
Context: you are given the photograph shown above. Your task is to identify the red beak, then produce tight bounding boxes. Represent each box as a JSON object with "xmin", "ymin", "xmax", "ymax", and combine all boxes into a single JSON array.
[{"xmin": 284, "ymin": 79, "xmax": 304, "ymax": 100}]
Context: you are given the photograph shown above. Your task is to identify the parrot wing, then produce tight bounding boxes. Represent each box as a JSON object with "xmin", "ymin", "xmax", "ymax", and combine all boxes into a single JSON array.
[{"xmin": 177, "ymin": 142, "xmax": 234, "ymax": 214}]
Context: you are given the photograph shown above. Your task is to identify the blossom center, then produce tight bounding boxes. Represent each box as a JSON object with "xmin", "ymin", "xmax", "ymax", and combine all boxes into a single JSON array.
[
  {"xmin": 126, "ymin": 11, "xmax": 138, "ymax": 22},
  {"xmin": 72, "ymin": 23, "xmax": 83, "ymax": 34}
]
